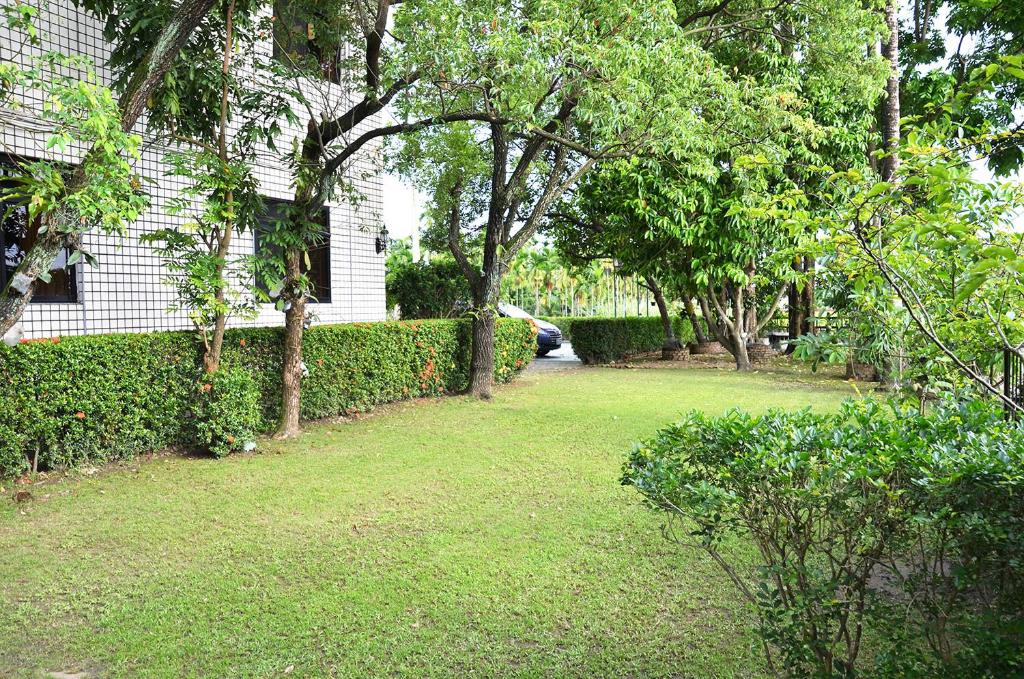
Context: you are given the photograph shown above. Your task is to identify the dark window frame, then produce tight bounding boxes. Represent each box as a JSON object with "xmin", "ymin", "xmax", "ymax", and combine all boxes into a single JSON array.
[
  {"xmin": 0, "ymin": 155, "xmax": 81, "ymax": 304},
  {"xmin": 254, "ymin": 197, "xmax": 332, "ymax": 305}
]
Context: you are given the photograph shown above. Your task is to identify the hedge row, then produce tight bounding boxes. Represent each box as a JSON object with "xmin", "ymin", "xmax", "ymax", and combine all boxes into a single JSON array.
[
  {"xmin": 0, "ymin": 318, "xmax": 535, "ymax": 478},
  {"xmin": 569, "ymin": 317, "xmax": 694, "ymax": 364}
]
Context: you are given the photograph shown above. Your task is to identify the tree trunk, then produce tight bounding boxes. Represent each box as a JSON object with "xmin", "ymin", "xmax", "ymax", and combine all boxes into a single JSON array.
[
  {"xmin": 698, "ymin": 295, "xmax": 725, "ymax": 346},
  {"xmin": 733, "ymin": 331, "xmax": 752, "ymax": 371},
  {"xmin": 881, "ymin": 0, "xmax": 900, "ymax": 182},
  {"xmin": 205, "ymin": 307, "xmax": 229, "ymax": 373},
  {"xmin": 116, "ymin": 0, "xmax": 220, "ymax": 133},
  {"xmin": 786, "ymin": 257, "xmax": 817, "ymax": 354},
  {"xmin": 0, "ymin": 0, "xmax": 218, "ymax": 335},
  {"xmin": 743, "ymin": 261, "xmax": 758, "ymax": 342},
  {"xmin": 802, "ymin": 258, "xmax": 815, "ymax": 335},
  {"xmin": 0, "ymin": 211, "xmax": 68, "ymax": 336},
  {"xmin": 685, "ymin": 297, "xmax": 708, "ymax": 344},
  {"xmin": 467, "ymin": 259, "xmax": 502, "ymax": 398},
  {"xmin": 468, "ymin": 303, "xmax": 497, "ymax": 399},
  {"xmin": 787, "ymin": 258, "xmax": 805, "ymax": 348},
  {"xmin": 277, "ymin": 249, "xmax": 305, "ymax": 437},
  {"xmin": 644, "ymin": 274, "xmax": 680, "ymax": 352},
  {"xmin": 203, "ymin": 0, "xmax": 236, "ymax": 375},
  {"xmin": 204, "ymin": 211, "xmax": 233, "ymax": 374},
  {"xmin": 731, "ymin": 282, "xmax": 753, "ymax": 371},
  {"xmin": 698, "ymin": 286, "xmax": 751, "ymax": 370}
]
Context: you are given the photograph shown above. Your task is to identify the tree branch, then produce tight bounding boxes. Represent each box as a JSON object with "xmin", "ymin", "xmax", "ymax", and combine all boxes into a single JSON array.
[
  {"xmin": 320, "ymin": 111, "xmax": 499, "ymax": 178},
  {"xmin": 447, "ymin": 179, "xmax": 480, "ymax": 290}
]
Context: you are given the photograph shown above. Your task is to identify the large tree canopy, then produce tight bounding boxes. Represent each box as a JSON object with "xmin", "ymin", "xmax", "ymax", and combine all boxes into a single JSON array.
[
  {"xmin": 394, "ymin": 0, "xmax": 760, "ymax": 395},
  {"xmin": 549, "ymin": 0, "xmax": 887, "ymax": 369}
]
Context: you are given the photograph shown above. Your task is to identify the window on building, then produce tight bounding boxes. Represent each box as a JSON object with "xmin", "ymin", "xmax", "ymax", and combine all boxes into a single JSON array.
[
  {"xmin": 0, "ymin": 159, "xmax": 80, "ymax": 304},
  {"xmin": 255, "ymin": 198, "xmax": 332, "ymax": 304},
  {"xmin": 272, "ymin": 1, "xmax": 343, "ymax": 84}
]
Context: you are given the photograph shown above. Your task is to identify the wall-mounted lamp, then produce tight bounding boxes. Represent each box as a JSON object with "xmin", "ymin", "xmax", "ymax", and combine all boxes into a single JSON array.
[{"xmin": 375, "ymin": 224, "xmax": 390, "ymax": 254}]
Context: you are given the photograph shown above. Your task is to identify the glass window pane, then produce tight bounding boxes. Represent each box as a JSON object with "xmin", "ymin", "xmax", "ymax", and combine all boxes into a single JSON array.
[{"xmin": 255, "ymin": 198, "xmax": 331, "ymax": 304}]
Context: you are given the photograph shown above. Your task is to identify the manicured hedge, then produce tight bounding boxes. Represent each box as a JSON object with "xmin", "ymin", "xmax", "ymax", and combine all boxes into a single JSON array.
[
  {"xmin": 0, "ymin": 318, "xmax": 535, "ymax": 478},
  {"xmin": 570, "ymin": 316, "xmax": 693, "ymax": 364}
]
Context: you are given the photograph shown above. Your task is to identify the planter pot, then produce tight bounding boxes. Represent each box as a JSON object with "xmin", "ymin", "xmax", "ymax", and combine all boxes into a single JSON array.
[
  {"xmin": 746, "ymin": 343, "xmax": 776, "ymax": 361},
  {"xmin": 661, "ymin": 346, "xmax": 689, "ymax": 361},
  {"xmin": 689, "ymin": 341, "xmax": 727, "ymax": 355}
]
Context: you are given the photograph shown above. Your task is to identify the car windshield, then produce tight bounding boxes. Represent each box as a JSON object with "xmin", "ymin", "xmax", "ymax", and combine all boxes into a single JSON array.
[{"xmin": 498, "ymin": 303, "xmax": 533, "ymax": 320}]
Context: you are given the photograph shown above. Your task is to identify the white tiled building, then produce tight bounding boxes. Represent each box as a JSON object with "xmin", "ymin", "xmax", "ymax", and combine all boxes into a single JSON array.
[{"xmin": 0, "ymin": 1, "xmax": 387, "ymax": 339}]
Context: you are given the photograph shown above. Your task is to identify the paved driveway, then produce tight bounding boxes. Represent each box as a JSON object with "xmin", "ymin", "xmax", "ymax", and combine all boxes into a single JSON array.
[{"xmin": 528, "ymin": 342, "xmax": 583, "ymax": 371}]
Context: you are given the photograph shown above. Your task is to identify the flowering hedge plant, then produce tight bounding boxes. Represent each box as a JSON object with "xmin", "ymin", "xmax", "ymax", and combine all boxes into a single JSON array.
[{"xmin": 0, "ymin": 318, "xmax": 534, "ymax": 478}]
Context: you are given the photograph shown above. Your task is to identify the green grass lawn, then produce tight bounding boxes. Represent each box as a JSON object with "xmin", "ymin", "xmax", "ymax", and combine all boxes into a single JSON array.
[{"xmin": 0, "ymin": 367, "xmax": 855, "ymax": 678}]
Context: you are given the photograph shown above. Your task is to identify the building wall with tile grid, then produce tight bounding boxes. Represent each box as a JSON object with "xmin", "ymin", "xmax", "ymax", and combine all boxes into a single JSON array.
[{"xmin": 0, "ymin": 1, "xmax": 387, "ymax": 339}]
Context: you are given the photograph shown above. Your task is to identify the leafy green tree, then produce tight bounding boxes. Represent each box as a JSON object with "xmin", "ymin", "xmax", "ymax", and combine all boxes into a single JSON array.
[
  {"xmin": 901, "ymin": 0, "xmax": 1024, "ymax": 175},
  {"xmin": 136, "ymin": 0, "xmax": 294, "ymax": 373},
  {"xmin": 787, "ymin": 59, "xmax": 1024, "ymax": 409},
  {"xmin": 396, "ymin": 0, "xmax": 761, "ymax": 396},
  {"xmin": 549, "ymin": 0, "xmax": 887, "ymax": 370},
  {"xmin": 91, "ymin": 0, "xmax": 537, "ymax": 433},
  {"xmin": 551, "ymin": 180, "xmax": 692, "ymax": 350}
]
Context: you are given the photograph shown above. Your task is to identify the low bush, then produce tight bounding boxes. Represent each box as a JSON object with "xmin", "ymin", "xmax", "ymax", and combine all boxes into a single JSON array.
[
  {"xmin": 622, "ymin": 397, "xmax": 1024, "ymax": 677},
  {"xmin": 0, "ymin": 318, "xmax": 534, "ymax": 478},
  {"xmin": 570, "ymin": 316, "xmax": 692, "ymax": 363},
  {"xmin": 192, "ymin": 366, "xmax": 261, "ymax": 458}
]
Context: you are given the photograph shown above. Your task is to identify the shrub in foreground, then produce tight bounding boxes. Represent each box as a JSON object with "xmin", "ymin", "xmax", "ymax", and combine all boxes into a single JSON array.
[
  {"xmin": 570, "ymin": 316, "xmax": 692, "ymax": 364},
  {"xmin": 622, "ymin": 398, "xmax": 1024, "ymax": 677},
  {"xmin": 0, "ymin": 318, "xmax": 534, "ymax": 478}
]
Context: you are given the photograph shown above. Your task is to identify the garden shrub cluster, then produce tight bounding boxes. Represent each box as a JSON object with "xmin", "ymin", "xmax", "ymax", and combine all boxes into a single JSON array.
[
  {"xmin": 0, "ymin": 318, "xmax": 534, "ymax": 478},
  {"xmin": 623, "ymin": 397, "xmax": 1024, "ymax": 677},
  {"xmin": 569, "ymin": 316, "xmax": 692, "ymax": 364}
]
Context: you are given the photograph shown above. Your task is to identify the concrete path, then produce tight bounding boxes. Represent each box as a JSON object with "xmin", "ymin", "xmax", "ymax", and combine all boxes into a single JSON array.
[{"xmin": 527, "ymin": 342, "xmax": 583, "ymax": 371}]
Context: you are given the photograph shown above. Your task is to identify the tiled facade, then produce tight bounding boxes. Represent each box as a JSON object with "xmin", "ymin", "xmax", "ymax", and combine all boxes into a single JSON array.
[{"xmin": 0, "ymin": 1, "xmax": 387, "ymax": 339}]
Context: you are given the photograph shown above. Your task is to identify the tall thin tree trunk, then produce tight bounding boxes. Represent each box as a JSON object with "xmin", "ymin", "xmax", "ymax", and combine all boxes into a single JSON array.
[
  {"xmin": 466, "ymin": 123, "xmax": 509, "ymax": 400},
  {"xmin": 733, "ymin": 331, "xmax": 752, "ymax": 371},
  {"xmin": 802, "ymin": 258, "xmax": 815, "ymax": 335},
  {"xmin": 787, "ymin": 258, "xmax": 804, "ymax": 346},
  {"xmin": 468, "ymin": 273, "xmax": 500, "ymax": 399},
  {"xmin": 204, "ymin": 0, "xmax": 237, "ymax": 375},
  {"xmin": 732, "ymin": 283, "xmax": 753, "ymax": 371},
  {"xmin": 278, "ymin": 249, "xmax": 305, "ymax": 437},
  {"xmin": 881, "ymin": 0, "xmax": 900, "ymax": 182},
  {"xmin": 685, "ymin": 297, "xmax": 708, "ymax": 344},
  {"xmin": 469, "ymin": 305, "xmax": 497, "ymax": 399},
  {"xmin": 276, "ymin": 115, "xmax": 327, "ymax": 435},
  {"xmin": 743, "ymin": 261, "xmax": 758, "ymax": 342}
]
